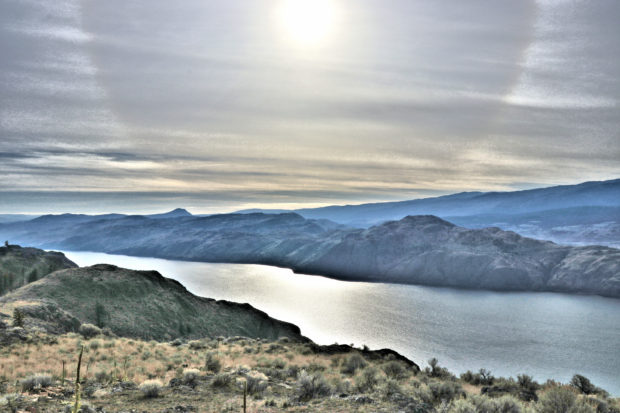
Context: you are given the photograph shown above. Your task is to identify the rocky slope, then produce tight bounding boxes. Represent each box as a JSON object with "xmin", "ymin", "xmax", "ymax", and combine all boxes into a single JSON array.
[
  {"xmin": 0, "ymin": 244, "xmax": 77, "ymax": 295},
  {"xmin": 0, "ymin": 264, "xmax": 305, "ymax": 341}
]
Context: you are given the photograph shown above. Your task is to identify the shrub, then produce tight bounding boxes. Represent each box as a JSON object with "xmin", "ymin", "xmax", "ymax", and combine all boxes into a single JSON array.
[
  {"xmin": 272, "ymin": 358, "xmax": 287, "ymax": 369},
  {"xmin": 341, "ymin": 353, "xmax": 367, "ymax": 375},
  {"xmin": 79, "ymin": 323, "xmax": 101, "ymax": 339},
  {"xmin": 205, "ymin": 352, "xmax": 221, "ymax": 373},
  {"xmin": 451, "ymin": 399, "xmax": 477, "ymax": 413},
  {"xmin": 571, "ymin": 375, "xmax": 599, "ymax": 395},
  {"xmin": 188, "ymin": 340, "xmax": 207, "ymax": 350},
  {"xmin": 246, "ymin": 374, "xmax": 268, "ymax": 395},
  {"xmin": 296, "ymin": 370, "xmax": 332, "ymax": 401},
  {"xmin": 182, "ymin": 368, "xmax": 200, "ymax": 386},
  {"xmin": 89, "ymin": 339, "xmax": 102, "ymax": 350},
  {"xmin": 537, "ymin": 387, "xmax": 577, "ymax": 413},
  {"xmin": 429, "ymin": 381, "xmax": 463, "ymax": 404},
  {"xmin": 381, "ymin": 378, "xmax": 403, "ymax": 399},
  {"xmin": 12, "ymin": 308, "xmax": 25, "ymax": 328},
  {"xmin": 211, "ymin": 373, "xmax": 233, "ymax": 388},
  {"xmin": 426, "ymin": 358, "xmax": 453, "ymax": 379},
  {"xmin": 382, "ymin": 360, "xmax": 407, "ymax": 380},
  {"xmin": 494, "ymin": 395, "xmax": 523, "ymax": 413},
  {"xmin": 139, "ymin": 379, "xmax": 163, "ymax": 398},
  {"xmin": 20, "ymin": 373, "xmax": 53, "ymax": 391},
  {"xmin": 569, "ymin": 400, "xmax": 596, "ymax": 413},
  {"xmin": 94, "ymin": 371, "xmax": 111, "ymax": 384},
  {"xmin": 356, "ymin": 366, "xmax": 380, "ymax": 393}
]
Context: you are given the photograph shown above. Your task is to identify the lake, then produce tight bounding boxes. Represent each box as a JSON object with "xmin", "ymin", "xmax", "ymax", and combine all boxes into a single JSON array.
[{"xmin": 64, "ymin": 251, "xmax": 620, "ymax": 395}]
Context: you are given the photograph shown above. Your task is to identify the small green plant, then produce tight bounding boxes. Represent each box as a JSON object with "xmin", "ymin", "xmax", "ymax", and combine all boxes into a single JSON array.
[
  {"xmin": 205, "ymin": 351, "xmax": 221, "ymax": 373},
  {"xmin": 12, "ymin": 308, "xmax": 25, "ymax": 328},
  {"xmin": 139, "ymin": 379, "xmax": 163, "ymax": 398},
  {"xmin": 340, "ymin": 353, "xmax": 367, "ymax": 375},
  {"xmin": 182, "ymin": 368, "xmax": 200, "ymax": 386},
  {"xmin": 382, "ymin": 360, "xmax": 407, "ymax": 380},
  {"xmin": 20, "ymin": 373, "xmax": 52, "ymax": 391},
  {"xmin": 78, "ymin": 323, "xmax": 101, "ymax": 339},
  {"xmin": 211, "ymin": 373, "xmax": 233, "ymax": 388},
  {"xmin": 296, "ymin": 370, "xmax": 332, "ymax": 401},
  {"xmin": 356, "ymin": 366, "xmax": 380, "ymax": 393}
]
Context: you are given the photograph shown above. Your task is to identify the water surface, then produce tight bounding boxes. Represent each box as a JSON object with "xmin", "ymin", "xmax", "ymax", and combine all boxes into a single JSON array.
[{"xmin": 64, "ymin": 251, "xmax": 620, "ymax": 395}]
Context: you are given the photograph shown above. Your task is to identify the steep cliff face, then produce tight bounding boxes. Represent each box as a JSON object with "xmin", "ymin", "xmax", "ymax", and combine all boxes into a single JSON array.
[{"xmin": 0, "ymin": 244, "xmax": 77, "ymax": 295}]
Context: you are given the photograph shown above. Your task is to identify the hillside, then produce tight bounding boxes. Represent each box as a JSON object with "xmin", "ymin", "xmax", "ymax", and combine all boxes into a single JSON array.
[
  {"xmin": 291, "ymin": 216, "xmax": 620, "ymax": 297},
  {"xmin": 0, "ymin": 244, "xmax": 77, "ymax": 295},
  {"xmin": 0, "ymin": 264, "xmax": 304, "ymax": 342},
  {"xmin": 0, "ymin": 332, "xmax": 617, "ymax": 412},
  {"xmin": 1, "ymin": 213, "xmax": 619, "ymax": 297}
]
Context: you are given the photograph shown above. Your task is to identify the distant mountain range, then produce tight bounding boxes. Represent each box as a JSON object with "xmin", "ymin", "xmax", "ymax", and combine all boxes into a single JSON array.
[
  {"xmin": 240, "ymin": 178, "xmax": 620, "ymax": 247},
  {"xmin": 1, "ymin": 208, "xmax": 618, "ymax": 298}
]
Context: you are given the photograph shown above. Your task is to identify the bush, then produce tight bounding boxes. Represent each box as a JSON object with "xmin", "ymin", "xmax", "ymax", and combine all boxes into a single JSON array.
[
  {"xmin": 20, "ymin": 373, "xmax": 53, "ymax": 391},
  {"xmin": 89, "ymin": 339, "xmax": 102, "ymax": 350},
  {"xmin": 246, "ymin": 374, "xmax": 268, "ymax": 395},
  {"xmin": 571, "ymin": 375, "xmax": 599, "ymax": 395},
  {"xmin": 211, "ymin": 373, "xmax": 233, "ymax": 388},
  {"xmin": 461, "ymin": 368, "xmax": 494, "ymax": 385},
  {"xmin": 429, "ymin": 381, "xmax": 463, "ymax": 404},
  {"xmin": 450, "ymin": 399, "xmax": 477, "ymax": 413},
  {"xmin": 537, "ymin": 387, "xmax": 577, "ymax": 413},
  {"xmin": 341, "ymin": 353, "xmax": 367, "ymax": 375},
  {"xmin": 188, "ymin": 340, "xmax": 207, "ymax": 350},
  {"xmin": 356, "ymin": 366, "xmax": 380, "ymax": 393},
  {"xmin": 426, "ymin": 358, "xmax": 453, "ymax": 379},
  {"xmin": 79, "ymin": 323, "xmax": 101, "ymax": 339},
  {"xmin": 494, "ymin": 395, "xmax": 523, "ymax": 413},
  {"xmin": 296, "ymin": 370, "xmax": 332, "ymax": 401},
  {"xmin": 182, "ymin": 368, "xmax": 200, "ymax": 386},
  {"xmin": 381, "ymin": 378, "xmax": 403, "ymax": 399},
  {"xmin": 205, "ymin": 352, "xmax": 221, "ymax": 373},
  {"xmin": 382, "ymin": 360, "xmax": 407, "ymax": 380},
  {"xmin": 139, "ymin": 379, "xmax": 163, "ymax": 398},
  {"xmin": 569, "ymin": 400, "xmax": 596, "ymax": 413},
  {"xmin": 94, "ymin": 371, "xmax": 111, "ymax": 384}
]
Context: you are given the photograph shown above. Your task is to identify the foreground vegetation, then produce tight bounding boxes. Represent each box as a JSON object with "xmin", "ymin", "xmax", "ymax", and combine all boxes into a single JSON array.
[{"xmin": 0, "ymin": 328, "xmax": 617, "ymax": 413}]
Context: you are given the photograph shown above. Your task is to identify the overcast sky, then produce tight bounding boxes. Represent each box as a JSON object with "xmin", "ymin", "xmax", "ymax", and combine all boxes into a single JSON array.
[{"xmin": 1, "ymin": 0, "xmax": 619, "ymax": 214}]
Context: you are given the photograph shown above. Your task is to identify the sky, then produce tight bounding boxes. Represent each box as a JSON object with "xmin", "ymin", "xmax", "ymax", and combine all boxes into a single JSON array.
[{"xmin": 1, "ymin": 0, "xmax": 619, "ymax": 214}]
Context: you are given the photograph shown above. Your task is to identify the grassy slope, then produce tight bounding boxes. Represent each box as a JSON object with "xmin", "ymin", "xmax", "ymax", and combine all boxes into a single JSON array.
[
  {"xmin": 0, "ymin": 264, "xmax": 304, "ymax": 342},
  {"xmin": 0, "ymin": 333, "xmax": 617, "ymax": 412},
  {"xmin": 0, "ymin": 245, "xmax": 77, "ymax": 296}
]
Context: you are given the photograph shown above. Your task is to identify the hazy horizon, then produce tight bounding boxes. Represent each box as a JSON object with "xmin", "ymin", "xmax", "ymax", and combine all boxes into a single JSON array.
[{"xmin": 2, "ymin": 0, "xmax": 619, "ymax": 214}]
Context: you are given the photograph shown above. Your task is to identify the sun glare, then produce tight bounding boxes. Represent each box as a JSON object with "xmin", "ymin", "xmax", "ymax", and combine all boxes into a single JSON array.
[{"xmin": 277, "ymin": 0, "xmax": 337, "ymax": 46}]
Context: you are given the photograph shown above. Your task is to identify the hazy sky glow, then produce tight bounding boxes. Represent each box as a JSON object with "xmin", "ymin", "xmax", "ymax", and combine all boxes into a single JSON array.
[{"xmin": 1, "ymin": 0, "xmax": 619, "ymax": 214}]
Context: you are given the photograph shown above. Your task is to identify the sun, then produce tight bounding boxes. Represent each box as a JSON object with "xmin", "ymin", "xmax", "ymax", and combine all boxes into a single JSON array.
[{"xmin": 277, "ymin": 0, "xmax": 337, "ymax": 46}]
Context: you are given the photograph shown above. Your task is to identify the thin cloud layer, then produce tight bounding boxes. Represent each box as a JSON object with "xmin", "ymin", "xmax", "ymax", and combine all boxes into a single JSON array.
[{"xmin": 0, "ymin": 0, "xmax": 618, "ymax": 214}]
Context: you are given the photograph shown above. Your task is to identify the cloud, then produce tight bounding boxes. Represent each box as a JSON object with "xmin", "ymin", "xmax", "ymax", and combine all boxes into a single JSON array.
[{"xmin": 0, "ymin": 0, "xmax": 618, "ymax": 213}]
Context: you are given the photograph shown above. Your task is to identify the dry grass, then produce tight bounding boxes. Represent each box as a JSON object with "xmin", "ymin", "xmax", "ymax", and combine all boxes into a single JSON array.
[{"xmin": 1, "ymin": 333, "xmax": 618, "ymax": 413}]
